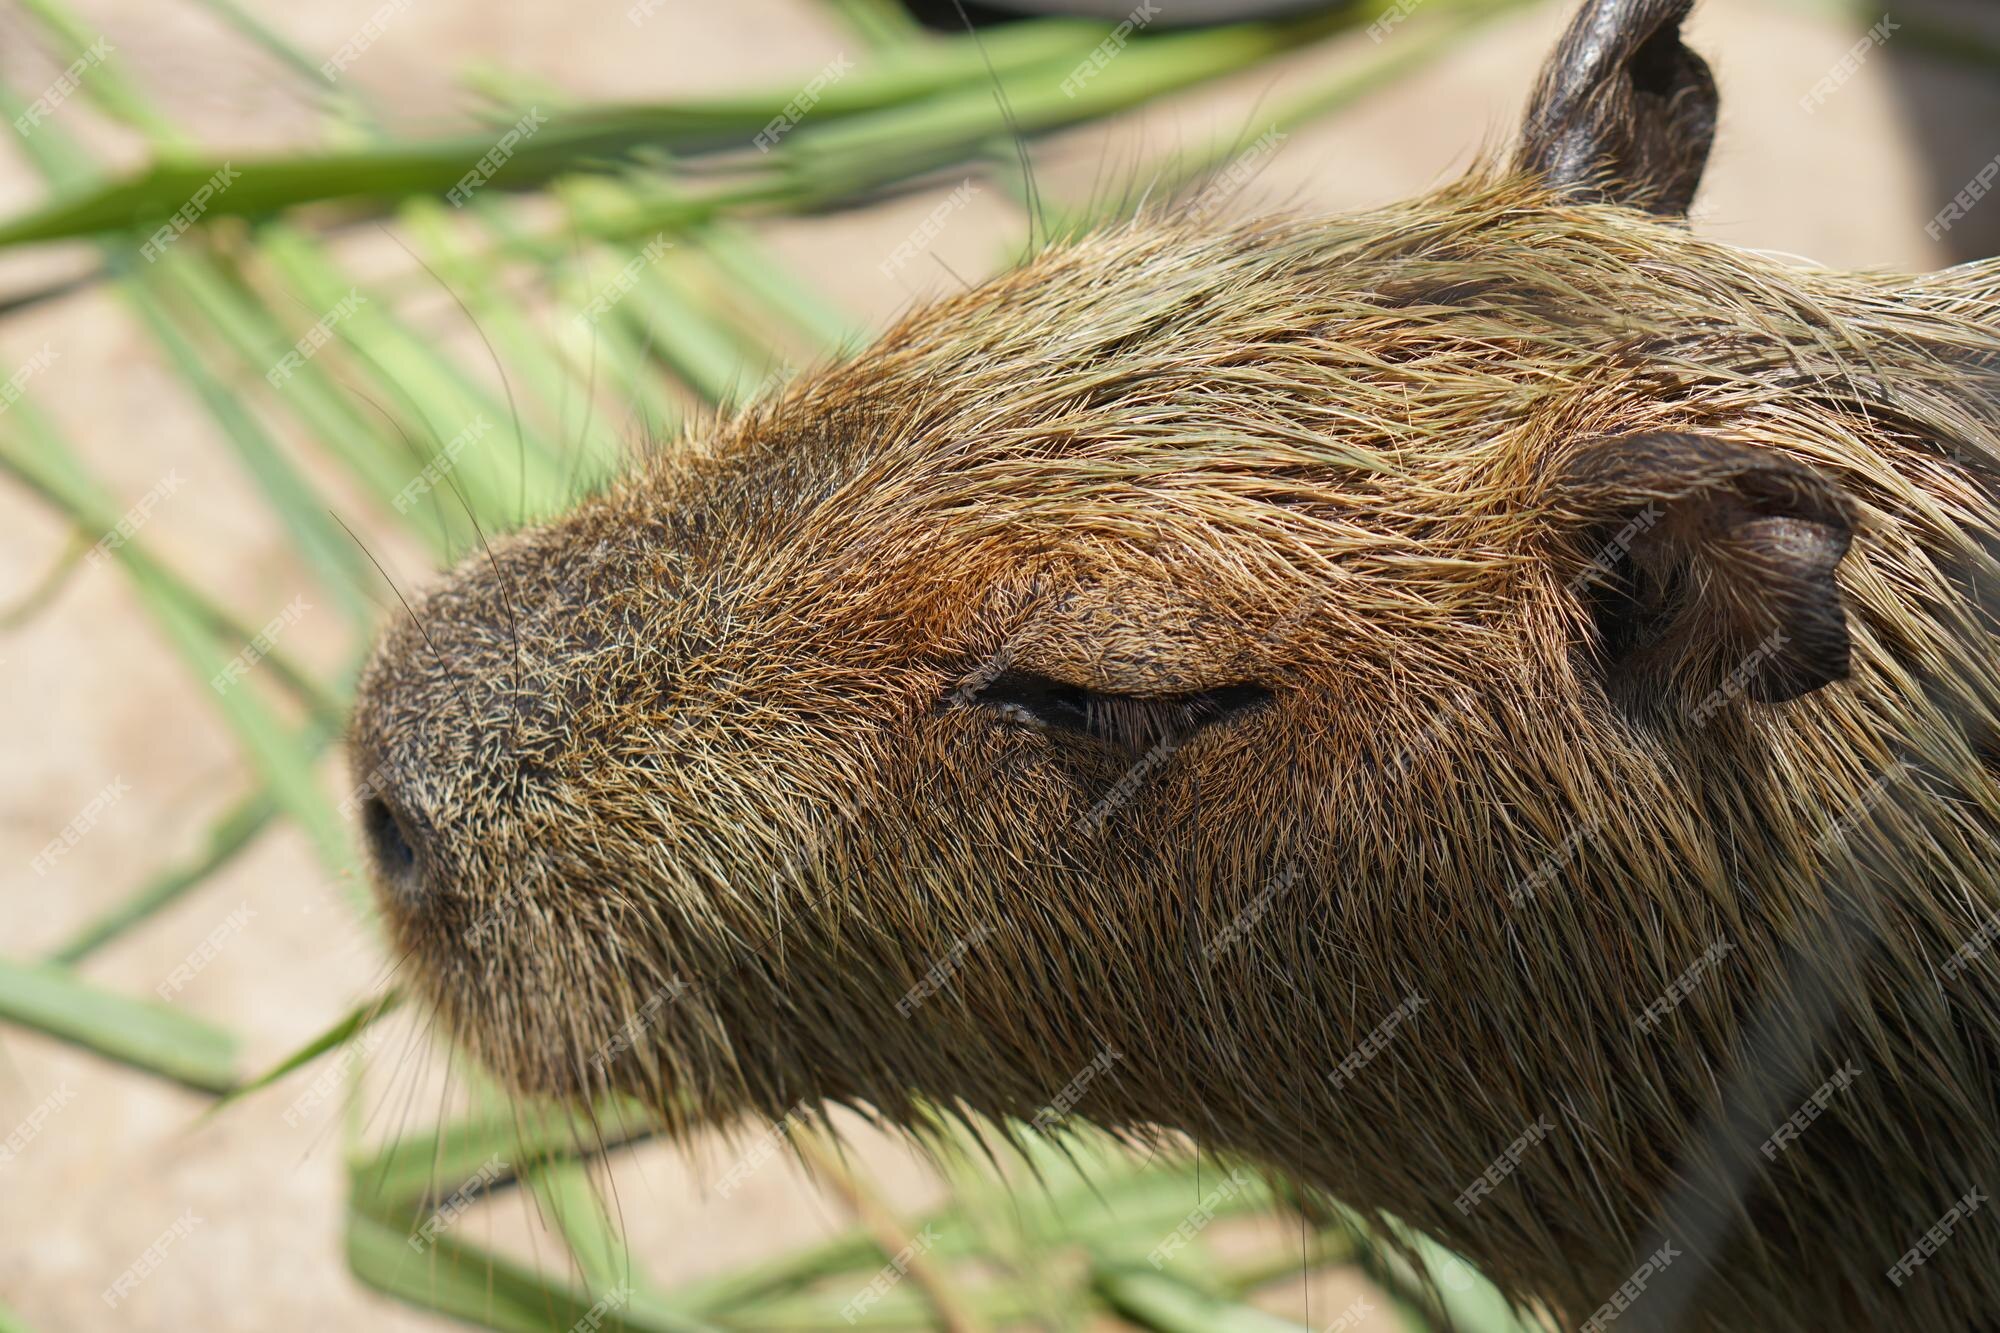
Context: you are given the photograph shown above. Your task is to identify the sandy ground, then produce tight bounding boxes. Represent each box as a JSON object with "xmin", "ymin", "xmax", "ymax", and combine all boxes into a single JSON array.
[{"xmin": 1, "ymin": 0, "xmax": 1996, "ymax": 1329}]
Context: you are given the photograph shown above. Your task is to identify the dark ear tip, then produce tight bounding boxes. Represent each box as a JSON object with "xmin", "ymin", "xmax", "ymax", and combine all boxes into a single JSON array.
[{"xmin": 1519, "ymin": 0, "xmax": 1718, "ymax": 216}]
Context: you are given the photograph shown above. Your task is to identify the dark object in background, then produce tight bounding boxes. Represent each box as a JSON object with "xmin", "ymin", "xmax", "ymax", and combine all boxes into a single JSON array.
[
  {"xmin": 1877, "ymin": 0, "xmax": 2000, "ymax": 263},
  {"xmin": 898, "ymin": 0, "xmax": 1344, "ymax": 29}
]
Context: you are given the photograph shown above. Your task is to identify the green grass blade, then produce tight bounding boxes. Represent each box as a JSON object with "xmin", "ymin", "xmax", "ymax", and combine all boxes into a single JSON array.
[
  {"xmin": 0, "ymin": 530, "xmax": 86, "ymax": 629},
  {"xmin": 21, "ymin": 0, "xmax": 565, "ymax": 546},
  {"xmin": 521, "ymin": 1159, "xmax": 705, "ymax": 1331},
  {"xmin": 115, "ymin": 255, "xmax": 375, "ymax": 626},
  {"xmin": 521, "ymin": 1159, "xmax": 644, "ymax": 1293},
  {"xmin": 690, "ymin": 218, "xmax": 859, "ymax": 352},
  {"xmin": 14, "ymin": 0, "xmax": 187, "ymax": 148},
  {"xmin": 1066, "ymin": 0, "xmax": 1533, "ymax": 232},
  {"xmin": 348, "ymin": 1095, "xmax": 658, "ymax": 1214},
  {"xmin": 455, "ymin": 191, "xmax": 687, "ymax": 442},
  {"xmin": 561, "ymin": 174, "xmax": 853, "ymax": 362},
  {"xmin": 48, "ymin": 774, "xmax": 284, "ymax": 964},
  {"xmin": 553, "ymin": 12, "xmax": 1355, "ymax": 245},
  {"xmin": 0, "ymin": 957, "xmax": 237, "ymax": 1092},
  {"xmin": 347, "ymin": 1202, "xmax": 718, "ymax": 1333},
  {"xmin": 670, "ymin": 1132, "xmax": 1270, "ymax": 1316},
  {"xmin": 791, "ymin": 1126, "xmax": 992, "ymax": 1333},
  {"xmin": 1347, "ymin": 1208, "xmax": 1535, "ymax": 1333},
  {"xmin": 0, "ymin": 11, "xmax": 1356, "ymax": 250},
  {"xmin": 0, "ymin": 45, "xmax": 376, "ymax": 627},
  {"xmin": 591, "ymin": 244, "xmax": 759, "ymax": 406},
  {"xmin": 1095, "ymin": 1263, "xmax": 1309, "ymax": 1333},
  {"xmin": 713, "ymin": 1285, "xmax": 1041, "ymax": 1329},
  {"xmin": 257, "ymin": 223, "xmax": 570, "ymax": 525},
  {"xmin": 822, "ymin": 0, "xmax": 929, "ymax": 49},
  {"xmin": 0, "ymin": 19, "xmax": 1115, "ymax": 248},
  {"xmin": 442, "ymin": 76, "xmax": 854, "ymax": 354},
  {"xmin": 211, "ymin": 988, "xmax": 402, "ymax": 1110},
  {"xmin": 150, "ymin": 248, "xmax": 450, "ymax": 552},
  {"xmin": 776, "ymin": 16, "xmax": 1339, "ymax": 179},
  {"xmin": 0, "ymin": 407, "xmax": 357, "ymax": 878},
  {"xmin": 401, "ymin": 197, "xmax": 623, "ymax": 475},
  {"xmin": 0, "ymin": 410, "xmax": 347, "ymax": 722},
  {"xmin": 186, "ymin": 0, "xmax": 357, "ymax": 92}
]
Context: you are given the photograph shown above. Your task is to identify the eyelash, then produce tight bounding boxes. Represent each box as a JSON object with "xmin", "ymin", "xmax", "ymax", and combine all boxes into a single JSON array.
[{"xmin": 952, "ymin": 667, "xmax": 1270, "ymax": 754}]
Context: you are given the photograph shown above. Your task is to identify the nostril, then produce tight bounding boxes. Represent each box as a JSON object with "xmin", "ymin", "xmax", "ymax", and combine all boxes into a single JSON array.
[{"xmin": 363, "ymin": 794, "xmax": 419, "ymax": 874}]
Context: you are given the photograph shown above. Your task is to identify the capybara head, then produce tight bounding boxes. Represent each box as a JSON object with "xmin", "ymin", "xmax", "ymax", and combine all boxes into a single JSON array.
[{"xmin": 350, "ymin": 1, "xmax": 2000, "ymax": 1327}]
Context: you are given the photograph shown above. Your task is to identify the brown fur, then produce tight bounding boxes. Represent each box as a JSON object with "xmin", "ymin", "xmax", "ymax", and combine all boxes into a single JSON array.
[{"xmin": 350, "ymin": 2, "xmax": 2000, "ymax": 1327}]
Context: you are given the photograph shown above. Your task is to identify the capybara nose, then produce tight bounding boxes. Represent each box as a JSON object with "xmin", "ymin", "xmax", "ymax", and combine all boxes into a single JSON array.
[{"xmin": 361, "ymin": 785, "xmax": 430, "ymax": 905}]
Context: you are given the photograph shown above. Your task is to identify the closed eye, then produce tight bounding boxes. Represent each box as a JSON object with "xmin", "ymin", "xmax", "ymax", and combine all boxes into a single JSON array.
[{"xmin": 950, "ymin": 667, "xmax": 1270, "ymax": 755}]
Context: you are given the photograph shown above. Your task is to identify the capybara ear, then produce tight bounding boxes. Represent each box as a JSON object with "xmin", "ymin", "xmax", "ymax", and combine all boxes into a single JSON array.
[
  {"xmin": 1515, "ymin": 0, "xmax": 1717, "ymax": 217},
  {"xmin": 1561, "ymin": 432, "xmax": 1856, "ymax": 716}
]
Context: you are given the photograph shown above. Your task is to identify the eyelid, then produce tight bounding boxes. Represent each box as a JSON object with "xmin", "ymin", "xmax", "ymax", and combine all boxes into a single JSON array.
[{"xmin": 952, "ymin": 667, "xmax": 1269, "ymax": 753}]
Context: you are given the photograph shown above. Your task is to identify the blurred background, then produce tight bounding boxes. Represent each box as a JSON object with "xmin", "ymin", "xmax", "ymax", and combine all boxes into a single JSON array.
[{"xmin": 0, "ymin": 0, "xmax": 1995, "ymax": 1329}]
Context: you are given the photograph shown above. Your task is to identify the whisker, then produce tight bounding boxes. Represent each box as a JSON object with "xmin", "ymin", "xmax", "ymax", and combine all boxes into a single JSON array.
[
  {"xmin": 331, "ymin": 512, "xmax": 482, "ymax": 726},
  {"xmin": 422, "ymin": 1043, "xmax": 457, "ymax": 1292},
  {"xmin": 352, "ymin": 1002, "xmax": 434, "ymax": 1212},
  {"xmin": 427, "ymin": 1040, "xmax": 459, "ymax": 1226},
  {"xmin": 378, "ymin": 233, "xmax": 534, "ymax": 758},
  {"xmin": 377, "ymin": 226, "xmax": 533, "ymax": 534},
  {"xmin": 927, "ymin": 250, "xmax": 973, "ymax": 294},
  {"xmin": 339, "ymin": 382, "xmax": 458, "ymax": 564},
  {"xmin": 285, "ymin": 968, "xmax": 412, "ymax": 1171}
]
